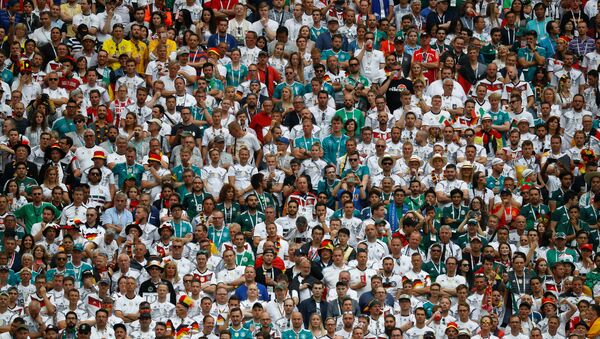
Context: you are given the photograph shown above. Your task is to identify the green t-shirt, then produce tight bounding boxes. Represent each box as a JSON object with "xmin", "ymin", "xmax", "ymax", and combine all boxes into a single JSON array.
[
  {"xmin": 16, "ymin": 177, "xmax": 38, "ymax": 195},
  {"xmin": 172, "ymin": 165, "xmax": 202, "ymax": 182},
  {"xmin": 236, "ymin": 250, "xmax": 255, "ymax": 267},
  {"xmin": 282, "ymin": 329, "xmax": 313, "ymax": 339},
  {"xmin": 14, "ymin": 202, "xmax": 61, "ymax": 234},
  {"xmin": 274, "ymin": 81, "xmax": 305, "ymax": 99},
  {"xmin": 52, "ymin": 118, "xmax": 76, "ymax": 138},
  {"xmin": 112, "ymin": 162, "xmax": 145, "ymax": 188},
  {"xmin": 519, "ymin": 203, "xmax": 551, "ymax": 230},
  {"xmin": 422, "ymin": 260, "xmax": 446, "ymax": 282},
  {"xmin": 342, "ymin": 165, "xmax": 370, "ymax": 181},
  {"xmin": 229, "ymin": 326, "xmax": 253, "ymax": 339},
  {"xmin": 225, "ymin": 63, "xmax": 248, "ymax": 87},
  {"xmin": 517, "ymin": 46, "xmax": 547, "ymax": 82},
  {"xmin": 335, "ymin": 108, "xmax": 365, "ymax": 137},
  {"xmin": 236, "ymin": 211, "xmax": 266, "ymax": 235},
  {"xmin": 441, "ymin": 205, "xmax": 469, "ymax": 231},
  {"xmin": 322, "ymin": 134, "xmax": 349, "ymax": 165},
  {"xmin": 208, "ymin": 225, "xmax": 231, "ymax": 250},
  {"xmin": 321, "ymin": 49, "xmax": 351, "ymax": 63},
  {"xmin": 182, "ymin": 192, "xmax": 212, "ymax": 219},
  {"xmin": 216, "ymin": 202, "xmax": 242, "ymax": 226},
  {"xmin": 581, "ymin": 206, "xmax": 600, "ymax": 226},
  {"xmin": 546, "ymin": 248, "xmax": 578, "ymax": 268}
]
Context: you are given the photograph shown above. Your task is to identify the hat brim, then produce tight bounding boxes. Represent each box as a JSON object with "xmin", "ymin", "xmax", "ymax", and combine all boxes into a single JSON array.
[
  {"xmin": 44, "ymin": 147, "xmax": 66, "ymax": 159},
  {"xmin": 125, "ymin": 224, "xmax": 143, "ymax": 235},
  {"xmin": 428, "ymin": 155, "xmax": 448, "ymax": 167},
  {"xmin": 378, "ymin": 155, "xmax": 396, "ymax": 168}
]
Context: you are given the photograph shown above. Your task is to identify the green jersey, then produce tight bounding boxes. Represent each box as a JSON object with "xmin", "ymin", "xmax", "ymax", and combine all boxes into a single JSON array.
[
  {"xmin": 335, "ymin": 108, "xmax": 365, "ymax": 136},
  {"xmin": 236, "ymin": 211, "xmax": 266, "ymax": 235},
  {"xmin": 519, "ymin": 203, "xmax": 551, "ymax": 231},
  {"xmin": 14, "ymin": 202, "xmax": 60, "ymax": 234},
  {"xmin": 182, "ymin": 192, "xmax": 212, "ymax": 219}
]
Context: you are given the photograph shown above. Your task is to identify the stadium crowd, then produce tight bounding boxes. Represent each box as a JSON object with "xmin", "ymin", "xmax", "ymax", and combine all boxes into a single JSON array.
[{"xmin": 1, "ymin": 0, "xmax": 600, "ymax": 337}]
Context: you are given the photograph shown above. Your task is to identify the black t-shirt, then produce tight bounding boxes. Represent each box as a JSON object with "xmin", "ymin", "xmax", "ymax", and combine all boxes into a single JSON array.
[
  {"xmin": 172, "ymin": 123, "xmax": 202, "ymax": 140},
  {"xmin": 385, "ymin": 78, "xmax": 414, "ymax": 112}
]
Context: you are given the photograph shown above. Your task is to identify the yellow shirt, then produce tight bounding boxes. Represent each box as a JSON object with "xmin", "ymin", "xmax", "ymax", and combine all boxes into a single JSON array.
[
  {"xmin": 102, "ymin": 38, "xmax": 134, "ymax": 70},
  {"xmin": 148, "ymin": 38, "xmax": 177, "ymax": 59},
  {"xmin": 130, "ymin": 40, "xmax": 148, "ymax": 75},
  {"xmin": 60, "ymin": 3, "xmax": 81, "ymax": 36},
  {"xmin": 589, "ymin": 318, "xmax": 600, "ymax": 338}
]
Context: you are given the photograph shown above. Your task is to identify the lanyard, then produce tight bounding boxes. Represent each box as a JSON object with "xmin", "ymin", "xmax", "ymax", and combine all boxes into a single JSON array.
[
  {"xmin": 230, "ymin": 64, "xmax": 242, "ymax": 86},
  {"xmin": 506, "ymin": 27, "xmax": 514, "ymax": 45},
  {"xmin": 254, "ymin": 191, "xmax": 266, "ymax": 211},
  {"xmin": 514, "ymin": 273, "xmax": 526, "ymax": 294},
  {"xmin": 248, "ymin": 212, "xmax": 257, "ymax": 229},
  {"xmin": 224, "ymin": 204, "xmax": 233, "ymax": 224}
]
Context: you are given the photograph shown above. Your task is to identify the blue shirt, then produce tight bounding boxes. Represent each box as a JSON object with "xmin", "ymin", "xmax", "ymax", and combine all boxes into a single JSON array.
[
  {"xmin": 234, "ymin": 282, "xmax": 270, "ymax": 301},
  {"xmin": 100, "ymin": 207, "xmax": 134, "ymax": 230},
  {"xmin": 207, "ymin": 33, "xmax": 238, "ymax": 51}
]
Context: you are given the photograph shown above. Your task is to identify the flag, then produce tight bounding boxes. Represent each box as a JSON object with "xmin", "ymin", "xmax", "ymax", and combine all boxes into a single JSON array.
[
  {"xmin": 176, "ymin": 326, "xmax": 190, "ymax": 339},
  {"xmin": 191, "ymin": 322, "xmax": 199, "ymax": 333},
  {"xmin": 88, "ymin": 296, "xmax": 101, "ymax": 309},
  {"xmin": 591, "ymin": 128, "xmax": 600, "ymax": 141},
  {"xmin": 166, "ymin": 320, "xmax": 174, "ymax": 335}
]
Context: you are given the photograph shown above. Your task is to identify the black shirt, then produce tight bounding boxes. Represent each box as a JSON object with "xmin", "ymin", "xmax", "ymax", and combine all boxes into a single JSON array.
[{"xmin": 385, "ymin": 79, "xmax": 414, "ymax": 112}]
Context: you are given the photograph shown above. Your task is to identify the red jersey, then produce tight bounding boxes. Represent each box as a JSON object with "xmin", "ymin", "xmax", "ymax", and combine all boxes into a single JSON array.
[{"xmin": 412, "ymin": 48, "xmax": 439, "ymax": 84}]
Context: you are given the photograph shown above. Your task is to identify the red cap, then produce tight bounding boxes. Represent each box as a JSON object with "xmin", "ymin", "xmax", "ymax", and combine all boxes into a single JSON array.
[
  {"xmin": 542, "ymin": 297, "xmax": 556, "ymax": 307},
  {"xmin": 148, "ymin": 152, "xmax": 161, "ymax": 163},
  {"xmin": 445, "ymin": 322, "xmax": 459, "ymax": 331},
  {"xmin": 581, "ymin": 243, "xmax": 593, "ymax": 251}
]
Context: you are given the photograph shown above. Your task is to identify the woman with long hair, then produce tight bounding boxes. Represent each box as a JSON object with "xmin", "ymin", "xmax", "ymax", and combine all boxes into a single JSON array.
[
  {"xmin": 275, "ymin": 87, "xmax": 295, "ymax": 114},
  {"xmin": 349, "ymin": 24, "xmax": 367, "ymax": 53},
  {"xmin": 546, "ymin": 116, "xmax": 561, "ymax": 137},
  {"xmin": 492, "ymin": 45, "xmax": 509, "ymax": 70},
  {"xmin": 41, "ymin": 166, "xmax": 69, "ymax": 203},
  {"xmin": 269, "ymin": 42, "xmax": 288, "ymax": 77},
  {"xmin": 531, "ymin": 68, "xmax": 549, "ymax": 104},
  {"xmin": 344, "ymin": 119, "xmax": 358, "ymax": 141},
  {"xmin": 496, "ymin": 242, "xmax": 513, "ymax": 271},
  {"xmin": 19, "ymin": 235, "xmax": 35, "ymax": 257},
  {"xmin": 308, "ymin": 314, "xmax": 326, "ymax": 338},
  {"xmin": 297, "ymin": 25, "xmax": 315, "ymax": 51},
  {"xmin": 119, "ymin": 112, "xmax": 138, "ymax": 139},
  {"xmin": 148, "ymin": 11, "xmax": 165, "ymax": 36},
  {"xmin": 288, "ymin": 52, "xmax": 305, "ymax": 84},
  {"xmin": 216, "ymin": 184, "xmax": 241, "ymax": 226},
  {"xmin": 541, "ymin": 88, "xmax": 562, "ymax": 117},
  {"xmin": 4, "ymin": 180, "xmax": 28, "ymax": 212},
  {"xmin": 225, "ymin": 49, "xmax": 248, "ymax": 87},
  {"xmin": 533, "ymin": 257, "xmax": 551, "ymax": 282},
  {"xmin": 25, "ymin": 110, "xmax": 50, "ymax": 146},
  {"xmin": 556, "ymin": 76, "xmax": 573, "ymax": 111},
  {"xmin": 438, "ymin": 55, "xmax": 456, "ymax": 79},
  {"xmin": 408, "ymin": 62, "xmax": 427, "ymax": 85},
  {"xmin": 76, "ymin": 56, "xmax": 88, "ymax": 80},
  {"xmin": 197, "ymin": 8, "xmax": 217, "ymax": 45},
  {"xmin": 256, "ymin": 36, "xmax": 268, "ymax": 52},
  {"xmin": 470, "ymin": 172, "xmax": 494, "ymax": 212},
  {"xmin": 469, "ymin": 196, "xmax": 489, "ymax": 227},
  {"xmin": 163, "ymin": 260, "xmax": 183, "ymax": 292},
  {"xmin": 174, "ymin": 9, "xmax": 195, "ymax": 40},
  {"xmin": 32, "ymin": 245, "xmax": 48, "ymax": 273},
  {"xmin": 561, "ymin": 21, "xmax": 576, "ymax": 42},
  {"xmin": 484, "ymin": 2, "xmax": 502, "ymax": 30}
]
